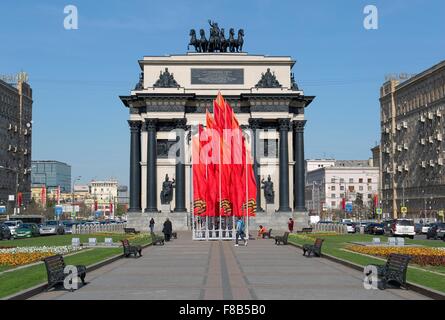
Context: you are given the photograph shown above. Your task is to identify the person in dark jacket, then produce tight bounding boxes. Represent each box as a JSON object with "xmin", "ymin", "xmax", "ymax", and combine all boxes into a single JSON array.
[
  {"xmin": 162, "ymin": 218, "xmax": 173, "ymax": 241},
  {"xmin": 149, "ymin": 218, "xmax": 155, "ymax": 233}
]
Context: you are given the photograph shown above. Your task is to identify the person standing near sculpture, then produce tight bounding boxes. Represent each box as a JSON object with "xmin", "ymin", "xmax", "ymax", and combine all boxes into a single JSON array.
[
  {"xmin": 149, "ymin": 218, "xmax": 155, "ymax": 233},
  {"xmin": 288, "ymin": 218, "xmax": 294, "ymax": 233},
  {"xmin": 163, "ymin": 218, "xmax": 173, "ymax": 241}
]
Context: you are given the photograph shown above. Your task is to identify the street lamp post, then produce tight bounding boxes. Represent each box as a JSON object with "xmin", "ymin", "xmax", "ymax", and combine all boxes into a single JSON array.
[{"xmin": 72, "ymin": 176, "xmax": 81, "ymax": 220}]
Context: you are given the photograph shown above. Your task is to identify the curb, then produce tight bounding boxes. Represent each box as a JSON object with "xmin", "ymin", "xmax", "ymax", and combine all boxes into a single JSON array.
[
  {"xmin": 288, "ymin": 241, "xmax": 445, "ymax": 300},
  {"xmin": 3, "ymin": 242, "xmax": 152, "ymax": 300}
]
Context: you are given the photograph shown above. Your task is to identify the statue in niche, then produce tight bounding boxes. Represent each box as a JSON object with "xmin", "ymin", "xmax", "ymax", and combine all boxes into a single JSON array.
[
  {"xmin": 153, "ymin": 68, "xmax": 180, "ymax": 88},
  {"xmin": 160, "ymin": 174, "xmax": 175, "ymax": 204},
  {"xmin": 255, "ymin": 68, "xmax": 281, "ymax": 88},
  {"xmin": 261, "ymin": 175, "xmax": 275, "ymax": 204}
]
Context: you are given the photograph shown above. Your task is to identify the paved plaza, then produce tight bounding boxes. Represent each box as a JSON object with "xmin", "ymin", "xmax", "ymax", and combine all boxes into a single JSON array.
[{"xmin": 31, "ymin": 232, "xmax": 427, "ymax": 300}]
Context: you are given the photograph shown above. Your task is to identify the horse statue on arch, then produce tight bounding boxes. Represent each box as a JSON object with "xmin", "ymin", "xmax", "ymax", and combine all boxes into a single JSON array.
[
  {"xmin": 198, "ymin": 29, "xmax": 208, "ymax": 53},
  {"xmin": 188, "ymin": 29, "xmax": 199, "ymax": 52}
]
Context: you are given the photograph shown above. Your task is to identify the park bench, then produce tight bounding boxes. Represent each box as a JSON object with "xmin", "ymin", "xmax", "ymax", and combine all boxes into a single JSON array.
[
  {"xmin": 274, "ymin": 232, "xmax": 289, "ymax": 245},
  {"xmin": 302, "ymin": 238, "xmax": 324, "ymax": 257},
  {"xmin": 151, "ymin": 231, "xmax": 165, "ymax": 245},
  {"xmin": 366, "ymin": 253, "xmax": 411, "ymax": 289},
  {"xmin": 43, "ymin": 255, "xmax": 86, "ymax": 292},
  {"xmin": 124, "ymin": 227, "xmax": 140, "ymax": 234},
  {"xmin": 121, "ymin": 239, "xmax": 142, "ymax": 258},
  {"xmin": 302, "ymin": 227, "xmax": 313, "ymax": 233},
  {"xmin": 263, "ymin": 229, "xmax": 272, "ymax": 239}
]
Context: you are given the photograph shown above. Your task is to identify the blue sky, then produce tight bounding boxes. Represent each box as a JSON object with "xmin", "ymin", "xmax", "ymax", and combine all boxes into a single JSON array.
[{"xmin": 1, "ymin": 0, "xmax": 444, "ymax": 186}]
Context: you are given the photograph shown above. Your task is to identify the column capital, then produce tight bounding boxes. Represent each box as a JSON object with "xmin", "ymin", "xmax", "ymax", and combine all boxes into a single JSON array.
[
  {"xmin": 144, "ymin": 118, "xmax": 158, "ymax": 131},
  {"xmin": 248, "ymin": 118, "xmax": 261, "ymax": 130},
  {"xmin": 175, "ymin": 118, "xmax": 188, "ymax": 130},
  {"xmin": 278, "ymin": 118, "xmax": 291, "ymax": 131},
  {"xmin": 128, "ymin": 120, "xmax": 142, "ymax": 131},
  {"xmin": 293, "ymin": 120, "xmax": 307, "ymax": 133}
]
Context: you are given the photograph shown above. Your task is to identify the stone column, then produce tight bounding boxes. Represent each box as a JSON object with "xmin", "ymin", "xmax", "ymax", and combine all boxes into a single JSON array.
[
  {"xmin": 278, "ymin": 119, "xmax": 291, "ymax": 212},
  {"xmin": 293, "ymin": 120, "xmax": 307, "ymax": 211},
  {"xmin": 145, "ymin": 118, "xmax": 158, "ymax": 213},
  {"xmin": 128, "ymin": 120, "xmax": 142, "ymax": 212},
  {"xmin": 248, "ymin": 118, "xmax": 263, "ymax": 212},
  {"xmin": 174, "ymin": 119, "xmax": 187, "ymax": 212}
]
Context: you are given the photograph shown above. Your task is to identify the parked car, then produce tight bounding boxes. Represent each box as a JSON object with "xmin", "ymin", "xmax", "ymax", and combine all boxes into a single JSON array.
[
  {"xmin": 61, "ymin": 220, "xmax": 75, "ymax": 234},
  {"xmin": 422, "ymin": 224, "xmax": 432, "ymax": 234},
  {"xmin": 426, "ymin": 223, "xmax": 445, "ymax": 240},
  {"xmin": 39, "ymin": 220, "xmax": 65, "ymax": 236},
  {"xmin": 343, "ymin": 223, "xmax": 356, "ymax": 233},
  {"xmin": 414, "ymin": 223, "xmax": 423, "ymax": 235},
  {"xmin": 354, "ymin": 222, "xmax": 369, "ymax": 233},
  {"xmin": 384, "ymin": 219, "xmax": 416, "ymax": 239},
  {"xmin": 15, "ymin": 223, "xmax": 40, "ymax": 238},
  {"xmin": 0, "ymin": 224, "xmax": 12, "ymax": 240},
  {"xmin": 364, "ymin": 223, "xmax": 385, "ymax": 235},
  {"xmin": 3, "ymin": 220, "xmax": 23, "ymax": 236}
]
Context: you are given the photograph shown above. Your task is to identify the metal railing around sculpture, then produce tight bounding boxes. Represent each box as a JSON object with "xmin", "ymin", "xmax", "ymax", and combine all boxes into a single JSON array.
[{"xmin": 72, "ymin": 223, "xmax": 127, "ymax": 234}]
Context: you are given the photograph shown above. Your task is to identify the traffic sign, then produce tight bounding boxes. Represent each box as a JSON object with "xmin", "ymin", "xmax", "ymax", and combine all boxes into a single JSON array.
[
  {"xmin": 376, "ymin": 208, "xmax": 383, "ymax": 215},
  {"xmin": 55, "ymin": 205, "xmax": 63, "ymax": 216},
  {"xmin": 345, "ymin": 202, "xmax": 353, "ymax": 213},
  {"xmin": 401, "ymin": 207, "xmax": 408, "ymax": 214},
  {"xmin": 0, "ymin": 206, "xmax": 6, "ymax": 214}
]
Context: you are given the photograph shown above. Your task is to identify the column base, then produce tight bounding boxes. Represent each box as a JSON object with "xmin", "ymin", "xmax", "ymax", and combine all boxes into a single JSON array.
[
  {"xmin": 127, "ymin": 208, "xmax": 142, "ymax": 213},
  {"xmin": 144, "ymin": 208, "xmax": 159, "ymax": 213},
  {"xmin": 292, "ymin": 211, "xmax": 310, "ymax": 231},
  {"xmin": 277, "ymin": 207, "xmax": 292, "ymax": 213},
  {"xmin": 127, "ymin": 211, "xmax": 189, "ymax": 232}
]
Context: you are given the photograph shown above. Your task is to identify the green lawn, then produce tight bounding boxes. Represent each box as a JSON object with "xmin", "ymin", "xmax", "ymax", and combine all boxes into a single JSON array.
[
  {"xmin": 0, "ymin": 233, "xmax": 152, "ymax": 299},
  {"xmin": 288, "ymin": 233, "xmax": 445, "ymax": 294}
]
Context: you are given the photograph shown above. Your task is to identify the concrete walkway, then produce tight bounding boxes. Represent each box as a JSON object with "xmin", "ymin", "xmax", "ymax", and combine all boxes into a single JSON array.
[{"xmin": 31, "ymin": 232, "xmax": 427, "ymax": 300}]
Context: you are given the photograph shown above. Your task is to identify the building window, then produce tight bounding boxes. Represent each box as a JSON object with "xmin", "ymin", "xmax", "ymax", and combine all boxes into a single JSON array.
[
  {"xmin": 157, "ymin": 139, "xmax": 177, "ymax": 159},
  {"xmin": 331, "ymin": 186, "xmax": 336, "ymax": 191},
  {"xmin": 368, "ymin": 194, "xmax": 372, "ymax": 199},
  {"xmin": 359, "ymin": 178, "xmax": 363, "ymax": 183},
  {"xmin": 331, "ymin": 201, "xmax": 336, "ymax": 207},
  {"xmin": 340, "ymin": 178, "xmax": 344, "ymax": 183},
  {"xmin": 349, "ymin": 186, "xmax": 355, "ymax": 192},
  {"xmin": 368, "ymin": 178, "xmax": 372, "ymax": 183},
  {"xmin": 331, "ymin": 178, "xmax": 336, "ymax": 183},
  {"xmin": 340, "ymin": 193, "xmax": 345, "ymax": 198},
  {"xmin": 331, "ymin": 194, "xmax": 336, "ymax": 198},
  {"xmin": 368, "ymin": 186, "xmax": 372, "ymax": 192},
  {"xmin": 258, "ymin": 139, "xmax": 278, "ymax": 158},
  {"xmin": 340, "ymin": 186, "xmax": 345, "ymax": 191},
  {"xmin": 349, "ymin": 178, "xmax": 354, "ymax": 183},
  {"xmin": 359, "ymin": 186, "xmax": 364, "ymax": 191}
]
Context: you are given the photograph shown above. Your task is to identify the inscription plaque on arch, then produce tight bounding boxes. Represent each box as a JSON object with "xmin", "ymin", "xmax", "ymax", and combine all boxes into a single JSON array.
[{"xmin": 191, "ymin": 68, "xmax": 244, "ymax": 85}]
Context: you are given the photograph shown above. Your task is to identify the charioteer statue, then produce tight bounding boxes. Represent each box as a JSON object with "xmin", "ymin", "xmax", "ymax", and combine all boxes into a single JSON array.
[{"xmin": 188, "ymin": 20, "xmax": 244, "ymax": 53}]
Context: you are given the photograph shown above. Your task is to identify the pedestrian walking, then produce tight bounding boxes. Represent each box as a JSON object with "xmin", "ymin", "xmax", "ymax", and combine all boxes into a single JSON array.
[
  {"xmin": 163, "ymin": 218, "xmax": 173, "ymax": 241},
  {"xmin": 288, "ymin": 218, "xmax": 294, "ymax": 233},
  {"xmin": 149, "ymin": 218, "xmax": 155, "ymax": 233},
  {"xmin": 235, "ymin": 218, "xmax": 247, "ymax": 247}
]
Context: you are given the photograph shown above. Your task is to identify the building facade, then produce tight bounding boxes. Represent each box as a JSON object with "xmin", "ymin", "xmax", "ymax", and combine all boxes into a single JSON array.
[
  {"xmin": 305, "ymin": 160, "xmax": 379, "ymax": 218},
  {"xmin": 120, "ymin": 49, "xmax": 314, "ymax": 231},
  {"xmin": 90, "ymin": 180, "xmax": 118, "ymax": 217},
  {"xmin": 380, "ymin": 61, "xmax": 445, "ymax": 218},
  {"xmin": 0, "ymin": 73, "xmax": 33, "ymax": 207},
  {"xmin": 31, "ymin": 160, "xmax": 72, "ymax": 193}
]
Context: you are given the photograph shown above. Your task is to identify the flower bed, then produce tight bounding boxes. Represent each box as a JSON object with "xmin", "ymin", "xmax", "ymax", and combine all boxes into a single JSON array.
[
  {"xmin": 346, "ymin": 245, "xmax": 445, "ymax": 266},
  {"xmin": 0, "ymin": 246, "xmax": 83, "ymax": 267}
]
